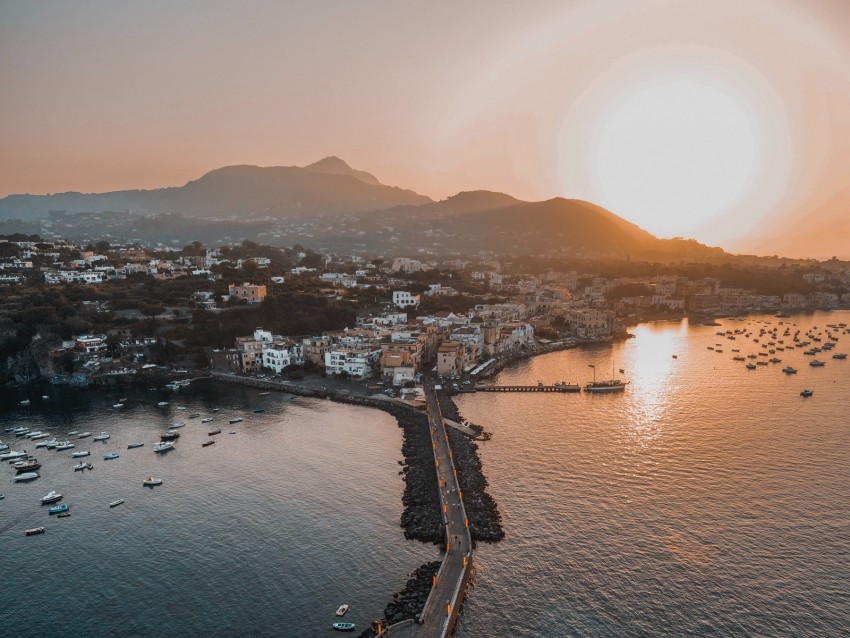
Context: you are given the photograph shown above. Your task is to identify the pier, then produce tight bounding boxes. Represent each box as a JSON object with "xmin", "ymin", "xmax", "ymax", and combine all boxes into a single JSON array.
[
  {"xmin": 475, "ymin": 384, "xmax": 581, "ymax": 393},
  {"xmin": 384, "ymin": 382, "xmax": 474, "ymax": 637}
]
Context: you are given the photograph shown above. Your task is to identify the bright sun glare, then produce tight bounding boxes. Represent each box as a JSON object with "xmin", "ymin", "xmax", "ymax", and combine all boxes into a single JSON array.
[{"xmin": 589, "ymin": 78, "xmax": 759, "ymax": 236}]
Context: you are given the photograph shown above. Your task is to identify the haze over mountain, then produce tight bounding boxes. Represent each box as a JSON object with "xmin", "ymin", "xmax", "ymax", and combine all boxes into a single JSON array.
[
  {"xmin": 0, "ymin": 157, "xmax": 430, "ymax": 222},
  {"xmin": 0, "ymin": 157, "xmax": 766, "ymax": 262}
]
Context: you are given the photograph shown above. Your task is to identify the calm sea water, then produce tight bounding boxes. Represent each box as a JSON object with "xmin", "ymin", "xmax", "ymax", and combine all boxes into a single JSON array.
[
  {"xmin": 454, "ymin": 311, "xmax": 850, "ymax": 637},
  {"xmin": 0, "ymin": 383, "xmax": 434, "ymax": 638}
]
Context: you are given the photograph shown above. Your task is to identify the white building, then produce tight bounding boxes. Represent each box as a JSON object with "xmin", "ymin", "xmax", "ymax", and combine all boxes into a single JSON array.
[
  {"xmin": 392, "ymin": 291, "xmax": 420, "ymax": 309},
  {"xmin": 324, "ymin": 348, "xmax": 382, "ymax": 379}
]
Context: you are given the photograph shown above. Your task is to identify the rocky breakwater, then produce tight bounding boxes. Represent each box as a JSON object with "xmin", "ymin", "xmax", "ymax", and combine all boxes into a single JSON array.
[{"xmin": 357, "ymin": 561, "xmax": 442, "ymax": 638}]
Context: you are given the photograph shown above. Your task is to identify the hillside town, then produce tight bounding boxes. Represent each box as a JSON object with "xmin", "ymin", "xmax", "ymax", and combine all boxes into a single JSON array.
[{"xmin": 2, "ymin": 234, "xmax": 850, "ymax": 386}]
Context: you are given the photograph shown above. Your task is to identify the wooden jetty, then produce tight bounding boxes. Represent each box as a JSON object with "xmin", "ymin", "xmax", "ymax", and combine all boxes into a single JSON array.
[{"xmin": 474, "ymin": 384, "xmax": 580, "ymax": 393}]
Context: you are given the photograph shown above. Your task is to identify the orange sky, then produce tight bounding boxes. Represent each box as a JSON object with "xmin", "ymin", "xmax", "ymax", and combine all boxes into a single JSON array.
[{"xmin": 2, "ymin": 0, "xmax": 849, "ymax": 258}]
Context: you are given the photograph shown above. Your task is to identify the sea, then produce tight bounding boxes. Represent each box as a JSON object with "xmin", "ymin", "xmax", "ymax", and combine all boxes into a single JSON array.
[
  {"xmin": 2, "ymin": 311, "xmax": 849, "ymax": 638},
  {"xmin": 454, "ymin": 311, "xmax": 850, "ymax": 638},
  {"xmin": 0, "ymin": 383, "xmax": 435, "ymax": 638}
]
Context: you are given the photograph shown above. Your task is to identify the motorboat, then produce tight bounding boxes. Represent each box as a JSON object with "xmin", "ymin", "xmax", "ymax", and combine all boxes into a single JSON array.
[
  {"xmin": 782, "ymin": 367, "xmax": 797, "ymax": 374},
  {"xmin": 160, "ymin": 431, "xmax": 180, "ymax": 441},
  {"xmin": 113, "ymin": 403, "xmax": 124, "ymax": 409},
  {"xmin": 189, "ymin": 414, "xmax": 200, "ymax": 419},
  {"xmin": 202, "ymin": 440, "xmax": 215, "ymax": 447},
  {"xmin": 335, "ymin": 604, "xmax": 349, "ymax": 617},
  {"xmin": 332, "ymin": 623, "xmax": 355, "ymax": 632},
  {"xmin": 833, "ymin": 353, "xmax": 847, "ymax": 359},
  {"xmin": 584, "ymin": 380, "xmax": 628, "ymax": 393},
  {"xmin": 0, "ymin": 442, "xmax": 8, "ymax": 452},
  {"xmin": 810, "ymin": 360, "xmax": 825, "ymax": 367},
  {"xmin": 153, "ymin": 441, "xmax": 174, "ymax": 453},
  {"xmin": 253, "ymin": 408, "xmax": 265, "ymax": 413},
  {"xmin": 77, "ymin": 432, "xmax": 92, "ymax": 439},
  {"xmin": 104, "ymin": 452, "xmax": 120, "ymax": 460},
  {"xmin": 169, "ymin": 422, "xmax": 185, "ymax": 429},
  {"xmin": 25, "ymin": 431, "xmax": 44, "ymax": 439},
  {"xmin": 157, "ymin": 401, "xmax": 169, "ymax": 407},
  {"xmin": 228, "ymin": 418, "xmax": 243, "ymax": 424},
  {"xmin": 48, "ymin": 504, "xmax": 69, "ymax": 515},
  {"xmin": 2, "ymin": 450, "xmax": 29, "ymax": 461},
  {"xmin": 41, "ymin": 490, "xmax": 63, "ymax": 504},
  {"xmin": 258, "ymin": 391, "xmax": 270, "ymax": 396},
  {"xmin": 35, "ymin": 438, "xmax": 59, "ymax": 449},
  {"xmin": 143, "ymin": 476, "xmax": 163, "ymax": 486},
  {"xmin": 72, "ymin": 450, "xmax": 91, "ymax": 458},
  {"xmin": 746, "ymin": 363, "xmax": 757, "ymax": 370},
  {"xmin": 127, "ymin": 442, "xmax": 145, "ymax": 449},
  {"xmin": 74, "ymin": 462, "xmax": 93, "ymax": 471},
  {"xmin": 16, "ymin": 460, "xmax": 41, "ymax": 473},
  {"xmin": 20, "ymin": 399, "xmax": 30, "ymax": 406},
  {"xmin": 14, "ymin": 472, "xmax": 40, "ymax": 482},
  {"xmin": 25, "ymin": 527, "xmax": 46, "ymax": 536},
  {"xmin": 55, "ymin": 442, "xmax": 75, "ymax": 451},
  {"xmin": 176, "ymin": 406, "xmax": 187, "ymax": 411},
  {"xmin": 201, "ymin": 417, "xmax": 214, "ymax": 423},
  {"xmin": 800, "ymin": 389, "xmax": 814, "ymax": 397},
  {"xmin": 93, "ymin": 433, "xmax": 110, "ymax": 441},
  {"xmin": 208, "ymin": 428, "xmax": 222, "ymax": 436},
  {"xmin": 67, "ymin": 430, "xmax": 79, "ymax": 436},
  {"xmin": 109, "ymin": 499, "xmax": 124, "ymax": 508}
]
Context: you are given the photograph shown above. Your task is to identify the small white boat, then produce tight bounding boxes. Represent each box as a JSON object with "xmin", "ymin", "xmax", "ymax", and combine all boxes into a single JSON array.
[
  {"xmin": 169, "ymin": 422, "xmax": 185, "ymax": 429},
  {"xmin": 153, "ymin": 441, "xmax": 174, "ymax": 453},
  {"xmin": 35, "ymin": 439, "xmax": 59, "ymax": 449},
  {"xmin": 157, "ymin": 402, "xmax": 169, "ymax": 407},
  {"xmin": 201, "ymin": 417, "xmax": 214, "ymax": 423},
  {"xmin": 109, "ymin": 499, "xmax": 124, "ymax": 508},
  {"xmin": 143, "ymin": 476, "xmax": 163, "ymax": 486},
  {"xmin": 93, "ymin": 432, "xmax": 110, "ymax": 441},
  {"xmin": 20, "ymin": 400, "xmax": 30, "ymax": 406},
  {"xmin": 40, "ymin": 490, "xmax": 63, "ymax": 504},
  {"xmin": 74, "ymin": 462, "xmax": 92, "ymax": 471},
  {"xmin": 30, "ymin": 433, "xmax": 50, "ymax": 441},
  {"xmin": 335, "ymin": 604, "xmax": 349, "ymax": 617},
  {"xmin": 72, "ymin": 450, "xmax": 91, "ymax": 458},
  {"xmin": 55, "ymin": 442, "xmax": 75, "ymax": 451},
  {"xmin": 112, "ymin": 403, "xmax": 124, "ymax": 409},
  {"xmin": 25, "ymin": 431, "xmax": 43, "ymax": 439},
  {"xmin": 14, "ymin": 472, "xmax": 39, "ymax": 482},
  {"xmin": 176, "ymin": 406, "xmax": 187, "ymax": 411},
  {"xmin": 127, "ymin": 442, "xmax": 144, "ymax": 449},
  {"xmin": 67, "ymin": 430, "xmax": 79, "ymax": 436},
  {"xmin": 1, "ymin": 450, "xmax": 28, "ymax": 461},
  {"xmin": 229, "ymin": 418, "xmax": 243, "ymax": 424},
  {"xmin": 0, "ymin": 442, "xmax": 8, "ymax": 452},
  {"xmin": 77, "ymin": 432, "xmax": 92, "ymax": 439},
  {"xmin": 332, "ymin": 622, "xmax": 355, "ymax": 632}
]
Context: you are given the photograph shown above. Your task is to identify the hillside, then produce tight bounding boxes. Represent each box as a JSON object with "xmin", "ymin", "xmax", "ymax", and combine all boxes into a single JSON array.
[{"xmin": 0, "ymin": 158, "xmax": 431, "ymax": 222}]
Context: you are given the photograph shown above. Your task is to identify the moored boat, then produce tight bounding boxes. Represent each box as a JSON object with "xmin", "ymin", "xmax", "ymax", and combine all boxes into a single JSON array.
[
  {"xmin": 104, "ymin": 452, "xmax": 120, "ymax": 460},
  {"xmin": 16, "ymin": 460, "xmax": 41, "ymax": 473},
  {"xmin": 142, "ymin": 476, "xmax": 163, "ymax": 486},
  {"xmin": 208, "ymin": 428, "xmax": 222, "ymax": 436},
  {"xmin": 25, "ymin": 527, "xmax": 46, "ymax": 536},
  {"xmin": 77, "ymin": 432, "xmax": 92, "ymax": 439},
  {"xmin": 202, "ymin": 440, "xmax": 215, "ymax": 447},
  {"xmin": 160, "ymin": 431, "xmax": 180, "ymax": 441},
  {"xmin": 48, "ymin": 503, "xmax": 69, "ymax": 514},
  {"xmin": 55, "ymin": 442, "xmax": 75, "ymax": 451},
  {"xmin": 201, "ymin": 417, "xmax": 214, "ymax": 423},
  {"xmin": 169, "ymin": 422, "xmax": 185, "ymax": 429},
  {"xmin": 72, "ymin": 450, "xmax": 91, "ymax": 458},
  {"xmin": 782, "ymin": 367, "xmax": 797, "ymax": 374},
  {"xmin": 332, "ymin": 623, "xmax": 355, "ymax": 632},
  {"xmin": 153, "ymin": 441, "xmax": 174, "ymax": 453},
  {"xmin": 229, "ymin": 418, "xmax": 243, "ymax": 424},
  {"xmin": 74, "ymin": 462, "xmax": 93, "ymax": 471},
  {"xmin": 810, "ymin": 360, "xmax": 825, "ymax": 367},
  {"xmin": 41, "ymin": 490, "xmax": 63, "ymax": 504},
  {"xmin": 584, "ymin": 380, "xmax": 628, "ymax": 393},
  {"xmin": 2, "ymin": 450, "xmax": 29, "ymax": 462},
  {"xmin": 335, "ymin": 604, "xmax": 349, "ymax": 617},
  {"xmin": 127, "ymin": 442, "xmax": 145, "ymax": 449},
  {"xmin": 14, "ymin": 472, "xmax": 40, "ymax": 482},
  {"xmin": 93, "ymin": 432, "xmax": 110, "ymax": 441},
  {"xmin": 800, "ymin": 389, "xmax": 814, "ymax": 397},
  {"xmin": 109, "ymin": 499, "xmax": 125, "ymax": 508}
]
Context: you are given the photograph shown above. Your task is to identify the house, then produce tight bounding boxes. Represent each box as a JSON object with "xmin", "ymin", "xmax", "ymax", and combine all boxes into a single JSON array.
[
  {"xmin": 392, "ymin": 291, "xmax": 420, "ymax": 309},
  {"xmin": 436, "ymin": 341, "xmax": 464, "ymax": 378},
  {"xmin": 228, "ymin": 282, "xmax": 267, "ymax": 304},
  {"xmin": 324, "ymin": 347, "xmax": 382, "ymax": 379},
  {"xmin": 210, "ymin": 348, "xmax": 243, "ymax": 374}
]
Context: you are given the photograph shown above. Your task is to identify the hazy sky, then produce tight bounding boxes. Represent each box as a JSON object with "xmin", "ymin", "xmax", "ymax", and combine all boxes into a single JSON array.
[{"xmin": 2, "ymin": 0, "xmax": 850, "ymax": 258}]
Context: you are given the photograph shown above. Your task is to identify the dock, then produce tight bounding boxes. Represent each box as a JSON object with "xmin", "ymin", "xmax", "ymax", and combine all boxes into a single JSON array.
[{"xmin": 474, "ymin": 384, "xmax": 581, "ymax": 393}]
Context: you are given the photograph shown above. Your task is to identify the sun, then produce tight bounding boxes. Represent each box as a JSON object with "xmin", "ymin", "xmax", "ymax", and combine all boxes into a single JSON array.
[{"xmin": 588, "ymin": 77, "xmax": 759, "ymax": 236}]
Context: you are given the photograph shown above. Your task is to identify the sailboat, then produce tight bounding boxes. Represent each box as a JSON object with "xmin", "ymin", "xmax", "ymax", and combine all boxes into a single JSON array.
[{"xmin": 584, "ymin": 362, "xmax": 629, "ymax": 393}]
